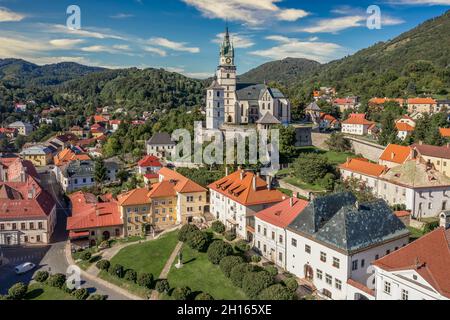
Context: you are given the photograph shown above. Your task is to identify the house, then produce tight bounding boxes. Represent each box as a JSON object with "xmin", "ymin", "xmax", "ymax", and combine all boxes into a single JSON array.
[
  {"xmin": 372, "ymin": 215, "xmax": 450, "ymax": 300},
  {"xmin": 367, "ymin": 123, "xmax": 381, "ymax": 138},
  {"xmin": 378, "ymin": 144, "xmax": 412, "ymax": 168},
  {"xmin": 20, "ymin": 145, "xmax": 54, "ymax": 167},
  {"xmin": 8, "ymin": 121, "xmax": 33, "ymax": 136},
  {"xmin": 395, "ymin": 115, "xmax": 416, "ymax": 141},
  {"xmin": 146, "ymin": 132, "xmax": 176, "ymax": 158},
  {"xmin": 369, "ymin": 98, "xmax": 405, "ymax": 107},
  {"xmin": 67, "ymin": 192, "xmax": 123, "ymax": 247},
  {"xmin": 436, "ymin": 99, "xmax": 450, "ymax": 112},
  {"xmin": 54, "ymin": 147, "xmax": 91, "ymax": 167},
  {"xmin": 209, "ymin": 169, "xmax": 285, "ymax": 241},
  {"xmin": 92, "ymin": 115, "xmax": 109, "ymax": 124},
  {"xmin": 319, "ymin": 113, "xmax": 340, "ymax": 131},
  {"xmin": 59, "ymin": 160, "xmax": 95, "ymax": 193},
  {"xmin": 286, "ymin": 192, "xmax": 410, "ymax": 300},
  {"xmin": 341, "ymin": 114, "xmax": 375, "ymax": 136},
  {"xmin": 256, "ymin": 112, "xmax": 281, "ymax": 131},
  {"xmin": 305, "ymin": 102, "xmax": 321, "ymax": 124},
  {"xmin": 0, "ymin": 158, "xmax": 56, "ymax": 245},
  {"xmin": 137, "ymin": 155, "xmax": 162, "ymax": 175},
  {"xmin": 0, "ymin": 128, "xmax": 17, "ymax": 139},
  {"xmin": 90, "ymin": 123, "xmax": 106, "ymax": 138},
  {"xmin": 407, "ymin": 98, "xmax": 437, "ymax": 114},
  {"xmin": 254, "ymin": 197, "xmax": 309, "ymax": 269},
  {"xmin": 14, "ymin": 102, "xmax": 27, "ymax": 112},
  {"xmin": 70, "ymin": 126, "xmax": 88, "ymax": 139},
  {"xmin": 117, "ymin": 188, "xmax": 152, "ymax": 237},
  {"xmin": 143, "ymin": 173, "xmax": 159, "ymax": 185},
  {"xmin": 109, "ymin": 120, "xmax": 122, "ymax": 132},
  {"xmin": 411, "ymin": 142, "xmax": 450, "ymax": 177},
  {"xmin": 104, "ymin": 159, "xmax": 121, "ymax": 183},
  {"xmin": 333, "ymin": 97, "xmax": 359, "ymax": 113}
]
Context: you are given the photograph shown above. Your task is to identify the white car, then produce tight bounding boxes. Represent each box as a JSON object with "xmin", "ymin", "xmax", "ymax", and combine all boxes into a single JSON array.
[{"xmin": 15, "ymin": 262, "xmax": 36, "ymax": 275}]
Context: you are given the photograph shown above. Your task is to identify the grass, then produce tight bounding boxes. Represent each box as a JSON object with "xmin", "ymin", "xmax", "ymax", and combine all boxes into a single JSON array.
[
  {"xmin": 277, "ymin": 187, "xmax": 293, "ymax": 197},
  {"xmin": 25, "ymin": 283, "xmax": 75, "ymax": 300},
  {"xmin": 98, "ymin": 271, "xmax": 151, "ymax": 298},
  {"xmin": 165, "ymin": 244, "xmax": 248, "ymax": 300},
  {"xmin": 72, "ymin": 247, "xmax": 102, "ymax": 271},
  {"xmin": 408, "ymin": 226, "xmax": 426, "ymax": 241},
  {"xmin": 109, "ymin": 231, "xmax": 179, "ymax": 277},
  {"xmin": 283, "ymin": 177, "xmax": 326, "ymax": 192}
]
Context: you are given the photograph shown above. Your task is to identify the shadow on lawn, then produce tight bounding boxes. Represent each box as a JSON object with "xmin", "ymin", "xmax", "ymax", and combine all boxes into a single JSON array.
[
  {"xmin": 183, "ymin": 258, "xmax": 196, "ymax": 265},
  {"xmin": 25, "ymin": 288, "xmax": 44, "ymax": 299}
]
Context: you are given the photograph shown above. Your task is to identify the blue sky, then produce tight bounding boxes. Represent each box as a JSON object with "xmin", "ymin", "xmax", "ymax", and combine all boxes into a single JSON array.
[{"xmin": 0, "ymin": 0, "xmax": 449, "ymax": 78}]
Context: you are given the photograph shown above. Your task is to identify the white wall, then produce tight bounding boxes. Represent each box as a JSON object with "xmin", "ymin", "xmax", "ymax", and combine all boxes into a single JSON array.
[{"xmin": 254, "ymin": 218, "xmax": 286, "ymax": 268}]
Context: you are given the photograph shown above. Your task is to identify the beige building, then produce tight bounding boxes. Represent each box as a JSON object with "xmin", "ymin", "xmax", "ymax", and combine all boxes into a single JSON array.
[
  {"xmin": 412, "ymin": 143, "xmax": 450, "ymax": 177},
  {"xmin": 8, "ymin": 121, "xmax": 33, "ymax": 136},
  {"xmin": 20, "ymin": 145, "xmax": 54, "ymax": 167}
]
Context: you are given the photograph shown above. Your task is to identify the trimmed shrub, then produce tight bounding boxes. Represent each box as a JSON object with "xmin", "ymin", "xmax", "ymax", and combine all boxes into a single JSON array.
[
  {"xmin": 61, "ymin": 283, "xmax": 75, "ymax": 294},
  {"xmin": 178, "ymin": 224, "xmax": 199, "ymax": 242},
  {"xmin": 230, "ymin": 263, "xmax": 254, "ymax": 288},
  {"xmin": 284, "ymin": 278, "xmax": 299, "ymax": 293},
  {"xmin": 109, "ymin": 264, "xmax": 125, "ymax": 278},
  {"xmin": 211, "ymin": 220, "xmax": 225, "ymax": 234},
  {"xmin": 137, "ymin": 273, "xmax": 153, "ymax": 288},
  {"xmin": 96, "ymin": 259, "xmax": 110, "ymax": 271},
  {"xmin": 88, "ymin": 294, "xmax": 107, "ymax": 300},
  {"xmin": 80, "ymin": 251, "xmax": 92, "ymax": 261},
  {"xmin": 172, "ymin": 287, "xmax": 191, "ymax": 300},
  {"xmin": 207, "ymin": 240, "xmax": 233, "ymax": 264},
  {"xmin": 234, "ymin": 240, "xmax": 250, "ymax": 253},
  {"xmin": 242, "ymin": 271, "xmax": 274, "ymax": 299},
  {"xmin": 224, "ymin": 231, "xmax": 236, "ymax": 242},
  {"xmin": 195, "ymin": 292, "xmax": 214, "ymax": 300},
  {"xmin": 264, "ymin": 265, "xmax": 278, "ymax": 277},
  {"xmin": 124, "ymin": 269, "xmax": 137, "ymax": 283},
  {"xmin": 219, "ymin": 256, "xmax": 244, "ymax": 278},
  {"xmin": 8, "ymin": 282, "xmax": 28, "ymax": 300},
  {"xmin": 186, "ymin": 230, "xmax": 210, "ymax": 252},
  {"xmin": 47, "ymin": 273, "xmax": 66, "ymax": 289},
  {"xmin": 259, "ymin": 284, "xmax": 295, "ymax": 300},
  {"xmin": 72, "ymin": 288, "xmax": 90, "ymax": 300},
  {"xmin": 155, "ymin": 279, "xmax": 170, "ymax": 293},
  {"xmin": 251, "ymin": 255, "xmax": 262, "ymax": 263},
  {"xmin": 34, "ymin": 271, "xmax": 49, "ymax": 283}
]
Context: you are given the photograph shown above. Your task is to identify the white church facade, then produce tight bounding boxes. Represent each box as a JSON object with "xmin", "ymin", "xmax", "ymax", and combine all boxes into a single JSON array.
[{"xmin": 206, "ymin": 28, "xmax": 291, "ymax": 130}]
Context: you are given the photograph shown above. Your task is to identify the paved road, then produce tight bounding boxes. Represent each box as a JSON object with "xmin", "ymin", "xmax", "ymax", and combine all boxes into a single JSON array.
[{"xmin": 0, "ymin": 170, "xmax": 130, "ymax": 300}]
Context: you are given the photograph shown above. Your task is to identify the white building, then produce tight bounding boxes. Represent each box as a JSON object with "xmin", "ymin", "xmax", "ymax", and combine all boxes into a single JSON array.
[
  {"xmin": 8, "ymin": 121, "xmax": 33, "ymax": 136},
  {"xmin": 341, "ymin": 114, "xmax": 375, "ymax": 136},
  {"xmin": 285, "ymin": 192, "xmax": 410, "ymax": 300},
  {"xmin": 208, "ymin": 169, "xmax": 285, "ymax": 241},
  {"xmin": 146, "ymin": 132, "xmax": 175, "ymax": 158},
  {"xmin": 395, "ymin": 115, "xmax": 416, "ymax": 141}
]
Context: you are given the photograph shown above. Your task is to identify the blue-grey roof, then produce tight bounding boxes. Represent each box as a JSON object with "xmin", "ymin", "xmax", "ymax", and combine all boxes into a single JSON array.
[
  {"xmin": 235, "ymin": 83, "xmax": 286, "ymax": 101},
  {"xmin": 287, "ymin": 192, "xmax": 410, "ymax": 253},
  {"xmin": 62, "ymin": 160, "xmax": 94, "ymax": 178}
]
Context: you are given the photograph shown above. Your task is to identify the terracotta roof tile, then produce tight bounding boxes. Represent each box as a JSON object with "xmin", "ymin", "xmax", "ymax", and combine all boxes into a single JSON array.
[
  {"xmin": 340, "ymin": 158, "xmax": 386, "ymax": 177},
  {"xmin": 379, "ymin": 144, "xmax": 412, "ymax": 164},
  {"xmin": 256, "ymin": 197, "xmax": 309, "ymax": 228},
  {"xmin": 396, "ymin": 123, "xmax": 415, "ymax": 132},
  {"xmin": 412, "ymin": 143, "xmax": 450, "ymax": 160},
  {"xmin": 342, "ymin": 114, "xmax": 375, "ymax": 125},
  {"xmin": 439, "ymin": 128, "xmax": 450, "ymax": 138},
  {"xmin": 138, "ymin": 155, "xmax": 162, "ymax": 168},
  {"xmin": 117, "ymin": 188, "xmax": 150, "ymax": 206}
]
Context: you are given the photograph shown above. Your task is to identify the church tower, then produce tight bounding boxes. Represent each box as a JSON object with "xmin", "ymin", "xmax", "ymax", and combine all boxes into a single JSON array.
[
  {"xmin": 206, "ymin": 78, "xmax": 224, "ymax": 129},
  {"xmin": 216, "ymin": 27, "xmax": 238, "ymax": 124}
]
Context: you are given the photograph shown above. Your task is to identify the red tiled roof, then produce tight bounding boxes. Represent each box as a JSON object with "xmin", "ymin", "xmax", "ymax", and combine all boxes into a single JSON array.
[
  {"xmin": 439, "ymin": 128, "xmax": 450, "ymax": 138},
  {"xmin": 339, "ymin": 158, "xmax": 386, "ymax": 177},
  {"xmin": 369, "ymin": 98, "xmax": 405, "ymax": 105},
  {"xmin": 144, "ymin": 173, "xmax": 159, "ymax": 180},
  {"xmin": 396, "ymin": 123, "xmax": 415, "ymax": 132},
  {"xmin": 147, "ymin": 181, "xmax": 178, "ymax": 198},
  {"xmin": 334, "ymin": 98, "xmax": 356, "ymax": 104},
  {"xmin": 347, "ymin": 279, "xmax": 375, "ymax": 297},
  {"xmin": 379, "ymin": 144, "xmax": 412, "ymax": 164},
  {"xmin": 412, "ymin": 143, "xmax": 450, "ymax": 160},
  {"xmin": 407, "ymin": 98, "xmax": 437, "ymax": 105},
  {"xmin": 342, "ymin": 114, "xmax": 374, "ymax": 125},
  {"xmin": 373, "ymin": 227, "xmax": 450, "ymax": 299},
  {"xmin": 138, "ymin": 155, "xmax": 162, "ymax": 168},
  {"xmin": 208, "ymin": 170, "xmax": 285, "ymax": 206},
  {"xmin": 394, "ymin": 211, "xmax": 411, "ymax": 218},
  {"xmin": 117, "ymin": 188, "xmax": 150, "ymax": 206},
  {"xmin": 158, "ymin": 167, "xmax": 206, "ymax": 193},
  {"xmin": 255, "ymin": 197, "xmax": 309, "ymax": 228}
]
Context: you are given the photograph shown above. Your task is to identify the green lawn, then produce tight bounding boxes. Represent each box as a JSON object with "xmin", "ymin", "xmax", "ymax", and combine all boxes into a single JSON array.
[
  {"xmin": 165, "ymin": 244, "xmax": 248, "ymax": 300},
  {"xmin": 109, "ymin": 231, "xmax": 179, "ymax": 277},
  {"xmin": 25, "ymin": 283, "xmax": 75, "ymax": 300},
  {"xmin": 283, "ymin": 176, "xmax": 326, "ymax": 192},
  {"xmin": 98, "ymin": 270, "xmax": 151, "ymax": 298}
]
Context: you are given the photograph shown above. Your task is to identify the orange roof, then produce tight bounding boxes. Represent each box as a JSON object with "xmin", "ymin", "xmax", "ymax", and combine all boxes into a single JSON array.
[
  {"xmin": 347, "ymin": 279, "xmax": 375, "ymax": 297},
  {"xmin": 158, "ymin": 167, "xmax": 206, "ymax": 193},
  {"xmin": 440, "ymin": 128, "xmax": 450, "ymax": 138},
  {"xmin": 334, "ymin": 98, "xmax": 355, "ymax": 104},
  {"xmin": 147, "ymin": 181, "xmax": 178, "ymax": 198},
  {"xmin": 319, "ymin": 112, "xmax": 338, "ymax": 123},
  {"xmin": 54, "ymin": 148, "xmax": 90, "ymax": 166},
  {"xmin": 138, "ymin": 155, "xmax": 162, "ymax": 168},
  {"xmin": 369, "ymin": 97, "xmax": 405, "ymax": 105},
  {"xmin": 394, "ymin": 211, "xmax": 411, "ymax": 218},
  {"xmin": 407, "ymin": 98, "xmax": 437, "ymax": 105},
  {"xmin": 379, "ymin": 144, "xmax": 412, "ymax": 164},
  {"xmin": 313, "ymin": 91, "xmax": 320, "ymax": 97},
  {"xmin": 208, "ymin": 170, "xmax": 285, "ymax": 206},
  {"xmin": 339, "ymin": 158, "xmax": 386, "ymax": 177},
  {"xmin": 255, "ymin": 197, "xmax": 309, "ymax": 228},
  {"xmin": 342, "ymin": 113, "xmax": 375, "ymax": 125},
  {"xmin": 373, "ymin": 227, "xmax": 450, "ymax": 299},
  {"xmin": 117, "ymin": 188, "xmax": 150, "ymax": 206},
  {"xmin": 396, "ymin": 123, "xmax": 415, "ymax": 132},
  {"xmin": 93, "ymin": 115, "xmax": 108, "ymax": 123}
]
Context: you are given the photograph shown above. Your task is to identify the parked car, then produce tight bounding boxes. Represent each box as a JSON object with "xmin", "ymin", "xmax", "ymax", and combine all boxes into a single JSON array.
[{"xmin": 15, "ymin": 262, "xmax": 36, "ymax": 275}]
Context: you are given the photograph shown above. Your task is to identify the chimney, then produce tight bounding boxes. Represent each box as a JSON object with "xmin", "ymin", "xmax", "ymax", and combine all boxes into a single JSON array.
[
  {"xmin": 266, "ymin": 175, "xmax": 272, "ymax": 190},
  {"xmin": 225, "ymin": 166, "xmax": 229, "ymax": 176},
  {"xmin": 439, "ymin": 211, "xmax": 450, "ymax": 229},
  {"xmin": 419, "ymin": 140, "xmax": 423, "ymax": 145},
  {"xmin": 290, "ymin": 197, "xmax": 294, "ymax": 207},
  {"xmin": 240, "ymin": 170, "xmax": 244, "ymax": 181},
  {"xmin": 28, "ymin": 185, "xmax": 35, "ymax": 199},
  {"xmin": 391, "ymin": 152, "xmax": 395, "ymax": 160},
  {"xmin": 252, "ymin": 174, "xmax": 256, "ymax": 191},
  {"xmin": 20, "ymin": 167, "xmax": 27, "ymax": 182}
]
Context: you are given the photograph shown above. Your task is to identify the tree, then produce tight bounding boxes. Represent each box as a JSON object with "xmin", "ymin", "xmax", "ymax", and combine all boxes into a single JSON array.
[
  {"xmin": 155, "ymin": 279, "xmax": 170, "ymax": 293},
  {"xmin": 34, "ymin": 271, "xmax": 49, "ymax": 282},
  {"xmin": 47, "ymin": 273, "xmax": 66, "ymax": 288},
  {"xmin": 264, "ymin": 265, "xmax": 278, "ymax": 277},
  {"xmin": 219, "ymin": 256, "xmax": 244, "ymax": 278},
  {"xmin": 195, "ymin": 292, "xmax": 214, "ymax": 300},
  {"xmin": 378, "ymin": 111, "xmax": 399, "ymax": 146},
  {"xmin": 137, "ymin": 273, "xmax": 153, "ymax": 288},
  {"xmin": 88, "ymin": 294, "xmax": 108, "ymax": 300},
  {"xmin": 258, "ymin": 284, "xmax": 295, "ymax": 300},
  {"xmin": 72, "ymin": 288, "xmax": 90, "ymax": 300},
  {"xmin": 109, "ymin": 264, "xmax": 125, "ymax": 278},
  {"xmin": 234, "ymin": 240, "xmax": 250, "ymax": 253},
  {"xmin": 178, "ymin": 224, "xmax": 200, "ymax": 242},
  {"xmin": 230, "ymin": 263, "xmax": 254, "ymax": 288},
  {"xmin": 186, "ymin": 230, "xmax": 210, "ymax": 252},
  {"xmin": 172, "ymin": 287, "xmax": 191, "ymax": 300},
  {"xmin": 8, "ymin": 282, "xmax": 28, "ymax": 300},
  {"xmin": 207, "ymin": 240, "xmax": 233, "ymax": 264},
  {"xmin": 325, "ymin": 133, "xmax": 351, "ymax": 152},
  {"xmin": 274, "ymin": 125, "xmax": 297, "ymax": 162},
  {"xmin": 80, "ymin": 251, "xmax": 91, "ymax": 261},
  {"xmin": 336, "ymin": 177, "xmax": 376, "ymax": 203},
  {"xmin": 124, "ymin": 269, "xmax": 137, "ymax": 283},
  {"xmin": 292, "ymin": 153, "xmax": 333, "ymax": 184},
  {"xmin": 94, "ymin": 158, "xmax": 107, "ymax": 185},
  {"xmin": 284, "ymin": 277, "xmax": 299, "ymax": 293},
  {"xmin": 96, "ymin": 259, "xmax": 110, "ymax": 271},
  {"xmin": 242, "ymin": 271, "xmax": 274, "ymax": 299},
  {"xmin": 211, "ymin": 220, "xmax": 225, "ymax": 234}
]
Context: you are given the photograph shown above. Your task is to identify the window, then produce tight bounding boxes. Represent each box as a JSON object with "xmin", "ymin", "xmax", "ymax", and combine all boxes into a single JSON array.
[
  {"xmin": 258, "ymin": 225, "xmax": 261, "ymax": 233},
  {"xmin": 29, "ymin": 223, "xmax": 34, "ymax": 230},
  {"xmin": 375, "ymin": 254, "xmax": 379, "ymax": 260},
  {"xmin": 291, "ymin": 238, "xmax": 297, "ymax": 247},
  {"xmin": 384, "ymin": 281, "xmax": 391, "ymax": 294},
  {"xmin": 335, "ymin": 279, "xmax": 342, "ymax": 290},
  {"xmin": 21, "ymin": 223, "xmax": 26, "ymax": 230},
  {"xmin": 257, "ymin": 241, "xmax": 261, "ymax": 249},
  {"xmin": 361, "ymin": 259, "xmax": 365, "ymax": 268},
  {"xmin": 305, "ymin": 245, "xmax": 311, "ymax": 254},
  {"xmin": 263, "ymin": 245, "xmax": 267, "ymax": 253},
  {"xmin": 316, "ymin": 269, "xmax": 323, "ymax": 280},
  {"xmin": 271, "ymin": 231, "xmax": 275, "ymax": 240},
  {"xmin": 38, "ymin": 222, "xmax": 43, "ymax": 229},
  {"xmin": 401, "ymin": 289, "xmax": 409, "ymax": 300},
  {"xmin": 263, "ymin": 228, "xmax": 267, "ymax": 236},
  {"xmin": 0, "ymin": 224, "xmax": 3, "ymax": 230},
  {"xmin": 325, "ymin": 274, "xmax": 332, "ymax": 285},
  {"xmin": 386, "ymin": 249, "xmax": 390, "ymax": 255},
  {"xmin": 352, "ymin": 260, "xmax": 358, "ymax": 271},
  {"xmin": 278, "ymin": 252, "xmax": 282, "ymax": 262},
  {"xmin": 279, "ymin": 235, "xmax": 283, "ymax": 244},
  {"xmin": 442, "ymin": 201, "xmax": 447, "ymax": 211},
  {"xmin": 333, "ymin": 257, "xmax": 340, "ymax": 269},
  {"xmin": 320, "ymin": 252, "xmax": 326, "ymax": 262}
]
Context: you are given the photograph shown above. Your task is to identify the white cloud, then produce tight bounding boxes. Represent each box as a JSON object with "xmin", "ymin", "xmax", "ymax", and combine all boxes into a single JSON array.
[
  {"xmin": 212, "ymin": 33, "xmax": 255, "ymax": 48},
  {"xmin": 49, "ymin": 39, "xmax": 85, "ymax": 49},
  {"xmin": 251, "ymin": 36, "xmax": 347, "ymax": 63},
  {"xmin": 112, "ymin": 44, "xmax": 131, "ymax": 50},
  {"xmin": 0, "ymin": 7, "xmax": 25, "ymax": 22},
  {"xmin": 147, "ymin": 37, "xmax": 200, "ymax": 53},
  {"xmin": 143, "ymin": 46, "xmax": 167, "ymax": 57},
  {"xmin": 389, "ymin": 0, "xmax": 450, "ymax": 5},
  {"xmin": 110, "ymin": 13, "xmax": 135, "ymax": 19},
  {"xmin": 182, "ymin": 0, "xmax": 309, "ymax": 26}
]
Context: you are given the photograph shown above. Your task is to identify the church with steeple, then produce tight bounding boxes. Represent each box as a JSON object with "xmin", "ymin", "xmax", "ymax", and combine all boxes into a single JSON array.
[{"xmin": 206, "ymin": 27, "xmax": 291, "ymax": 130}]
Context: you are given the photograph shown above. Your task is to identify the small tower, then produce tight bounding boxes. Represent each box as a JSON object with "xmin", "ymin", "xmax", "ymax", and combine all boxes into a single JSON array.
[{"xmin": 206, "ymin": 77, "xmax": 225, "ymax": 130}]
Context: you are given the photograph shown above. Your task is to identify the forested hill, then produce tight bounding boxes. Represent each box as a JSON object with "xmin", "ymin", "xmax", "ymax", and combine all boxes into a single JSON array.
[{"xmin": 289, "ymin": 9, "xmax": 450, "ymax": 102}]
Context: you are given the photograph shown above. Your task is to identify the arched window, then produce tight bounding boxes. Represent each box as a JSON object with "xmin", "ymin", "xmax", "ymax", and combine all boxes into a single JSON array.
[{"xmin": 227, "ymin": 73, "xmax": 230, "ymax": 79}]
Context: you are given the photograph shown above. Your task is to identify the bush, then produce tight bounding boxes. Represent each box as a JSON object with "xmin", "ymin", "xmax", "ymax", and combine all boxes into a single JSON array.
[
  {"xmin": 80, "ymin": 251, "xmax": 92, "ymax": 261},
  {"xmin": 178, "ymin": 224, "xmax": 199, "ymax": 242},
  {"xmin": 109, "ymin": 264, "xmax": 125, "ymax": 278},
  {"xmin": 186, "ymin": 230, "xmax": 210, "ymax": 252},
  {"xmin": 284, "ymin": 278, "xmax": 299, "ymax": 292},
  {"xmin": 224, "ymin": 231, "xmax": 236, "ymax": 242},
  {"xmin": 88, "ymin": 294, "xmax": 107, "ymax": 300},
  {"xmin": 259, "ymin": 284, "xmax": 295, "ymax": 300},
  {"xmin": 61, "ymin": 283, "xmax": 75, "ymax": 294},
  {"xmin": 195, "ymin": 292, "xmax": 214, "ymax": 300},
  {"xmin": 34, "ymin": 271, "xmax": 49, "ymax": 283},
  {"xmin": 137, "ymin": 273, "xmax": 153, "ymax": 288},
  {"xmin": 264, "ymin": 265, "xmax": 278, "ymax": 277},
  {"xmin": 96, "ymin": 259, "xmax": 110, "ymax": 271},
  {"xmin": 234, "ymin": 240, "xmax": 250, "ymax": 253},
  {"xmin": 242, "ymin": 271, "xmax": 274, "ymax": 299},
  {"xmin": 207, "ymin": 240, "xmax": 233, "ymax": 264},
  {"xmin": 251, "ymin": 255, "xmax": 261, "ymax": 263},
  {"xmin": 172, "ymin": 287, "xmax": 191, "ymax": 300},
  {"xmin": 211, "ymin": 220, "xmax": 225, "ymax": 234},
  {"xmin": 72, "ymin": 288, "xmax": 90, "ymax": 300},
  {"xmin": 230, "ymin": 263, "xmax": 254, "ymax": 288},
  {"xmin": 155, "ymin": 279, "xmax": 170, "ymax": 293},
  {"xmin": 8, "ymin": 282, "xmax": 28, "ymax": 300},
  {"xmin": 47, "ymin": 273, "xmax": 66, "ymax": 289},
  {"xmin": 124, "ymin": 269, "xmax": 137, "ymax": 283},
  {"xmin": 219, "ymin": 256, "xmax": 244, "ymax": 278}
]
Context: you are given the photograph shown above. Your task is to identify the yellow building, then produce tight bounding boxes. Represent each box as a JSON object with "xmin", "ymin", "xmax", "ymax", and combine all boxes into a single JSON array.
[
  {"xmin": 412, "ymin": 143, "xmax": 450, "ymax": 177},
  {"xmin": 117, "ymin": 188, "xmax": 152, "ymax": 237},
  {"xmin": 20, "ymin": 145, "xmax": 53, "ymax": 167}
]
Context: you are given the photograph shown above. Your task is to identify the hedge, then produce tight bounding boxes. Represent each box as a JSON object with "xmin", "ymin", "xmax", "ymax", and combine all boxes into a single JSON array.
[
  {"xmin": 211, "ymin": 221, "xmax": 225, "ymax": 234},
  {"xmin": 178, "ymin": 224, "xmax": 200, "ymax": 242},
  {"xmin": 242, "ymin": 271, "xmax": 274, "ymax": 299},
  {"xmin": 172, "ymin": 287, "xmax": 191, "ymax": 300},
  {"xmin": 207, "ymin": 240, "xmax": 233, "ymax": 264},
  {"xmin": 219, "ymin": 256, "xmax": 244, "ymax": 278}
]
